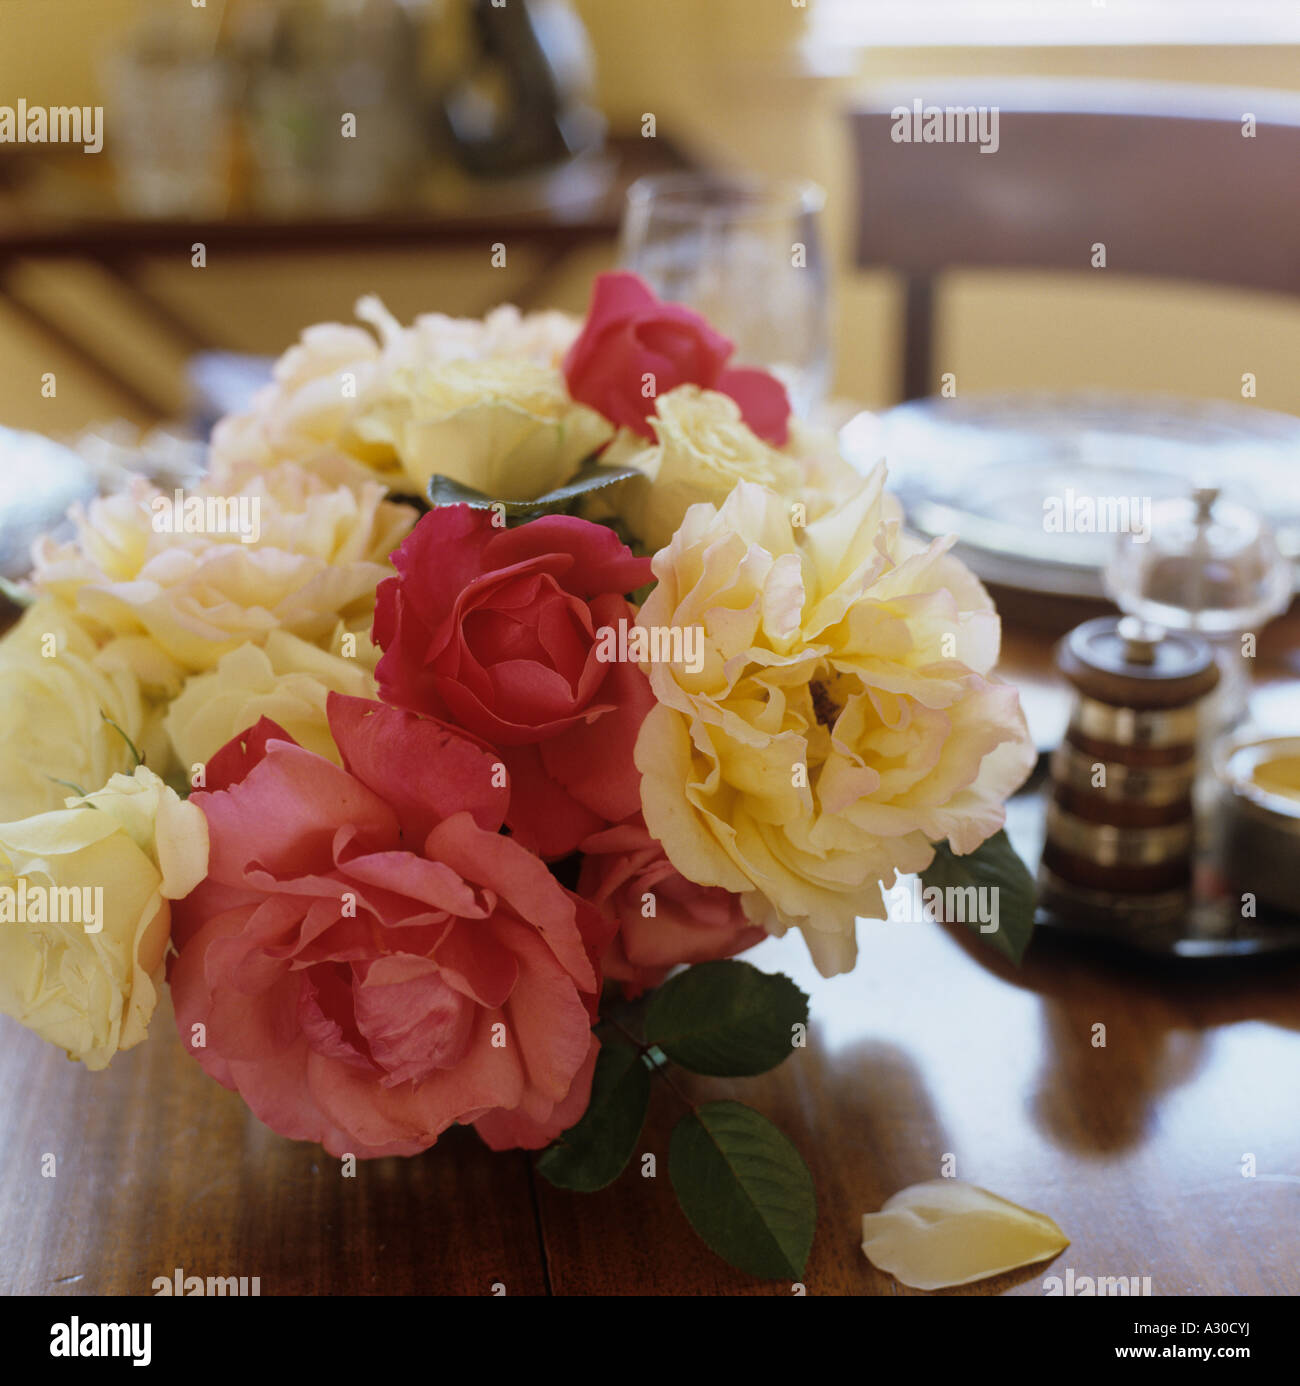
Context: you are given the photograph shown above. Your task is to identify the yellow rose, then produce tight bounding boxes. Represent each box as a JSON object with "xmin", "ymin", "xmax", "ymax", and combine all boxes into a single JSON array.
[
  {"xmin": 165, "ymin": 627, "xmax": 376, "ymax": 770},
  {"xmin": 0, "ymin": 766, "xmax": 208, "ymax": 1069},
  {"xmin": 595, "ymin": 386, "xmax": 857, "ymax": 554},
  {"xmin": 399, "ymin": 300, "xmax": 580, "ymax": 370},
  {"xmin": 31, "ymin": 460, "xmax": 411, "ymax": 678},
  {"xmin": 209, "ymin": 296, "xmax": 584, "ymax": 493},
  {"xmin": 353, "ymin": 358, "xmax": 612, "ymax": 500},
  {"xmin": 209, "ymin": 318, "xmax": 394, "ymax": 486},
  {"xmin": 634, "ymin": 471, "xmax": 1036, "ymax": 976},
  {"xmin": 0, "ymin": 598, "xmax": 166, "ymax": 821}
]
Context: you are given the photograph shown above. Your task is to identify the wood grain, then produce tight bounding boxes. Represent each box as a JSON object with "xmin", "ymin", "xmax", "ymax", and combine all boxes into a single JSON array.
[
  {"xmin": 0, "ymin": 995, "xmax": 546, "ymax": 1296},
  {"xmin": 537, "ymin": 600, "xmax": 1300, "ymax": 1294},
  {"xmin": 1, "ymin": 604, "xmax": 1296, "ymax": 1295},
  {"xmin": 536, "ymin": 923, "xmax": 1300, "ymax": 1296}
]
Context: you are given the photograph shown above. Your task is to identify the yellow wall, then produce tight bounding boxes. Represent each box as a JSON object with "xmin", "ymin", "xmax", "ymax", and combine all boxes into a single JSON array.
[
  {"xmin": 0, "ymin": 0, "xmax": 1297, "ymax": 436},
  {"xmin": 573, "ymin": 6, "xmax": 1300, "ymax": 416}
]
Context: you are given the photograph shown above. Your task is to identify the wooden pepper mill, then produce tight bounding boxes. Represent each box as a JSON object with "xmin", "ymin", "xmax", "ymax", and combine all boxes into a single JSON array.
[{"xmin": 1040, "ymin": 615, "xmax": 1219, "ymax": 932}]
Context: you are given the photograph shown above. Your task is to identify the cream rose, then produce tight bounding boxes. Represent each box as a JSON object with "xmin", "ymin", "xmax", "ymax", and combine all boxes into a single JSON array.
[
  {"xmin": 165, "ymin": 626, "xmax": 376, "ymax": 770},
  {"xmin": 0, "ymin": 765, "xmax": 207, "ymax": 1069},
  {"xmin": 595, "ymin": 386, "xmax": 858, "ymax": 554},
  {"xmin": 209, "ymin": 295, "xmax": 586, "ymax": 493},
  {"xmin": 31, "ymin": 460, "xmax": 411, "ymax": 679},
  {"xmin": 208, "ymin": 315, "xmax": 395, "ymax": 486},
  {"xmin": 633, "ymin": 472, "xmax": 1036, "ymax": 976},
  {"xmin": 394, "ymin": 299, "xmax": 581, "ymax": 369},
  {"xmin": 0, "ymin": 597, "xmax": 165, "ymax": 822},
  {"xmin": 353, "ymin": 358, "xmax": 612, "ymax": 500}
]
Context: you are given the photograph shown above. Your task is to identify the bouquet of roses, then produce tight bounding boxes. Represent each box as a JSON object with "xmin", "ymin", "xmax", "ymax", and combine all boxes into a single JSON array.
[{"xmin": 0, "ymin": 273, "xmax": 1036, "ymax": 1279}]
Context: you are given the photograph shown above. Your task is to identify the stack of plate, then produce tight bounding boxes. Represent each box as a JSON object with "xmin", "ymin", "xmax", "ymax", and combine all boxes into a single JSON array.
[{"xmin": 840, "ymin": 392, "xmax": 1300, "ymax": 599}]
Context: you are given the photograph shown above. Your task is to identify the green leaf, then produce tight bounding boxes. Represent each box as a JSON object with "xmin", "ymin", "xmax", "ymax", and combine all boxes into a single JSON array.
[
  {"xmin": 425, "ymin": 474, "xmax": 501, "ymax": 510},
  {"xmin": 643, "ymin": 960, "xmax": 808, "ymax": 1077},
  {"xmin": 920, "ymin": 828, "xmax": 1036, "ymax": 964},
  {"xmin": 535, "ymin": 1034, "xmax": 650, "ymax": 1192},
  {"xmin": 523, "ymin": 456, "xmax": 643, "ymax": 509},
  {"xmin": 426, "ymin": 456, "xmax": 641, "ymax": 527},
  {"xmin": 669, "ymin": 1101, "xmax": 816, "ymax": 1280}
]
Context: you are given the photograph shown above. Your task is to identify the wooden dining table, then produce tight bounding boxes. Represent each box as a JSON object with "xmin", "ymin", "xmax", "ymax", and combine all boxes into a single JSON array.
[{"xmin": 1, "ymin": 597, "xmax": 1297, "ymax": 1298}]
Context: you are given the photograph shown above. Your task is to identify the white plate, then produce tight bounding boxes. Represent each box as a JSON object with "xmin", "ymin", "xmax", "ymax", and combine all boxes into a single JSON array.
[
  {"xmin": 841, "ymin": 392, "xmax": 1300, "ymax": 598},
  {"xmin": 0, "ymin": 428, "xmax": 96, "ymax": 579}
]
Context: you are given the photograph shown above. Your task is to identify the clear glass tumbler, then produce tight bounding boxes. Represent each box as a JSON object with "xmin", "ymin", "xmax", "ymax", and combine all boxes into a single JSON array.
[
  {"xmin": 101, "ymin": 54, "xmax": 231, "ymax": 218},
  {"xmin": 619, "ymin": 172, "xmax": 830, "ymax": 420}
]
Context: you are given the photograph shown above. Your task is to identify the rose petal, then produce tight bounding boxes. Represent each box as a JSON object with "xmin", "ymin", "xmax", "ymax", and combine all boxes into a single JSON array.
[
  {"xmin": 327, "ymin": 692, "xmax": 506, "ymax": 838},
  {"xmin": 861, "ymin": 1180, "xmax": 1069, "ymax": 1290},
  {"xmin": 202, "ymin": 715, "xmax": 296, "ymax": 793},
  {"xmin": 562, "ymin": 272, "xmax": 736, "ymax": 438},
  {"xmin": 473, "ymin": 1033, "xmax": 600, "ymax": 1151},
  {"xmin": 716, "ymin": 365, "xmax": 792, "ymax": 446}
]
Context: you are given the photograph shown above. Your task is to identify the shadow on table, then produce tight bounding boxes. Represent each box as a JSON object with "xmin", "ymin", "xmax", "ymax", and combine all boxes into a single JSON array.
[{"xmin": 777, "ymin": 1031, "xmax": 1064, "ymax": 1297}]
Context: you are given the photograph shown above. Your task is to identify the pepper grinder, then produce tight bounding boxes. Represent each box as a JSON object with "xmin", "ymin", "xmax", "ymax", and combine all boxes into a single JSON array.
[{"xmin": 1040, "ymin": 615, "xmax": 1219, "ymax": 934}]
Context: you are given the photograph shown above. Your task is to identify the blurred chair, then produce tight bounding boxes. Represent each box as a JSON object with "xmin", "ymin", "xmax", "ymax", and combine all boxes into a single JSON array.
[{"xmin": 848, "ymin": 80, "xmax": 1300, "ymax": 401}]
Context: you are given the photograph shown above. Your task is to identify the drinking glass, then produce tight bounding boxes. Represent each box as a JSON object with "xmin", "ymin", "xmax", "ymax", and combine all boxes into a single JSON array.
[
  {"xmin": 620, "ymin": 173, "xmax": 830, "ymax": 419},
  {"xmin": 102, "ymin": 53, "xmax": 231, "ymax": 218}
]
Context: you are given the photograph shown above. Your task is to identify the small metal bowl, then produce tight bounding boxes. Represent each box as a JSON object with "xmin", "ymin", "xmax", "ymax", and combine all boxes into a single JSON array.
[{"xmin": 1216, "ymin": 733, "xmax": 1300, "ymax": 919}]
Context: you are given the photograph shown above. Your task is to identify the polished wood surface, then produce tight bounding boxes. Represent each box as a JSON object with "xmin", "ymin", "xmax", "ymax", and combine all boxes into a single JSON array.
[
  {"xmin": 2, "ymin": 604, "xmax": 1297, "ymax": 1296},
  {"xmin": 0, "ymin": 994, "xmax": 545, "ymax": 1296}
]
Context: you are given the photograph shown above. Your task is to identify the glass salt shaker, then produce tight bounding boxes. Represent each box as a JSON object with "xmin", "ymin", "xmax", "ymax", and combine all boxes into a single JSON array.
[{"xmin": 1104, "ymin": 485, "xmax": 1292, "ymax": 735}]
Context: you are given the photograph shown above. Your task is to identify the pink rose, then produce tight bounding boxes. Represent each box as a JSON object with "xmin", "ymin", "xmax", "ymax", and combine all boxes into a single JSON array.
[
  {"xmin": 563, "ymin": 272, "xmax": 791, "ymax": 445},
  {"xmin": 372, "ymin": 505, "xmax": 654, "ymax": 859},
  {"xmin": 168, "ymin": 695, "xmax": 612, "ymax": 1158},
  {"xmin": 578, "ymin": 816, "xmax": 765, "ymax": 997}
]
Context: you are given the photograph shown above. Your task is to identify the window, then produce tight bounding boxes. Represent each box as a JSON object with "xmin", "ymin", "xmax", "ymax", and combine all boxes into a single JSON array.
[{"xmin": 808, "ymin": 0, "xmax": 1300, "ymax": 48}]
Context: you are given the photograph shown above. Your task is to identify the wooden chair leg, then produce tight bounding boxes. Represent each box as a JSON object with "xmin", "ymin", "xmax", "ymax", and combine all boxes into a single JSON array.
[{"xmin": 901, "ymin": 273, "xmax": 935, "ymax": 403}]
